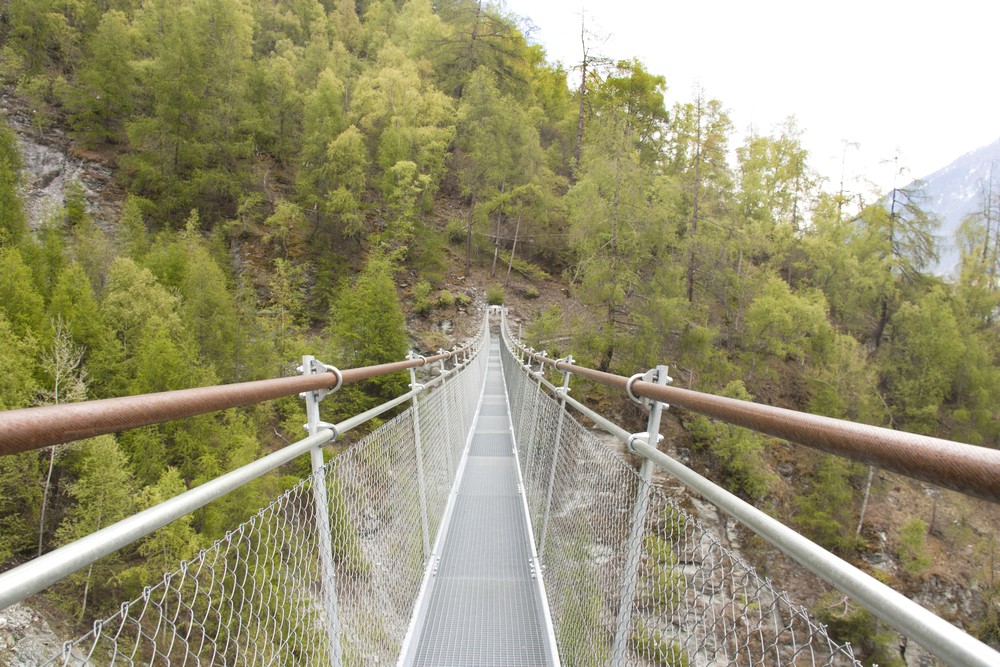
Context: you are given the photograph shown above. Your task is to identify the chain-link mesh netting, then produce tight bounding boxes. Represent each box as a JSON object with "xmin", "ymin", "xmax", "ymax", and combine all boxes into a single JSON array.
[
  {"xmin": 43, "ymin": 333, "xmax": 489, "ymax": 666},
  {"xmin": 500, "ymin": 331, "xmax": 862, "ymax": 666}
]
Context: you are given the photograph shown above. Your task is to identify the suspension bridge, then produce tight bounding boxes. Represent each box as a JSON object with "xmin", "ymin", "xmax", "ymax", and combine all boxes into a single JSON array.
[{"xmin": 0, "ymin": 307, "xmax": 998, "ymax": 666}]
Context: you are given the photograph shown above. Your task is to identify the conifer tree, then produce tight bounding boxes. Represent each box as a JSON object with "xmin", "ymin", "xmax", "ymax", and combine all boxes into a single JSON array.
[
  {"xmin": 55, "ymin": 435, "xmax": 135, "ymax": 621},
  {"xmin": 328, "ymin": 251, "xmax": 408, "ymax": 414},
  {"xmin": 0, "ymin": 124, "xmax": 28, "ymax": 246}
]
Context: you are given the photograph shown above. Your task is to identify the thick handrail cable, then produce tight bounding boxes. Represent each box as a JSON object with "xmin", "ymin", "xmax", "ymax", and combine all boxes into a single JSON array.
[
  {"xmin": 0, "ymin": 350, "xmax": 465, "ymax": 456},
  {"xmin": 506, "ymin": 319, "xmax": 1000, "ymax": 504}
]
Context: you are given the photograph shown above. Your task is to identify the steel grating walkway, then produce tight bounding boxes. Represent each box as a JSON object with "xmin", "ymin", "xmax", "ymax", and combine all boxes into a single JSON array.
[{"xmin": 404, "ymin": 338, "xmax": 557, "ymax": 666}]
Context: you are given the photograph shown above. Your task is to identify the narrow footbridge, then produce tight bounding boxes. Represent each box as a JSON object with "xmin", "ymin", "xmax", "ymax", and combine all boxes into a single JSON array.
[{"xmin": 0, "ymin": 308, "xmax": 998, "ymax": 665}]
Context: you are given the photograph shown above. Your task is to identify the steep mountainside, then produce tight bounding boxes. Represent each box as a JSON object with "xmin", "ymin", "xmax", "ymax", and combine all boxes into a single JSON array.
[{"xmin": 909, "ymin": 137, "xmax": 1000, "ymax": 275}]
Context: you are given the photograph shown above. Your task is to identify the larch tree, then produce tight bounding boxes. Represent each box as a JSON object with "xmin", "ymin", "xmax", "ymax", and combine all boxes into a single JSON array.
[
  {"xmin": 35, "ymin": 318, "xmax": 89, "ymax": 557},
  {"xmin": 327, "ymin": 251, "xmax": 409, "ymax": 417},
  {"xmin": 454, "ymin": 67, "xmax": 544, "ymax": 275},
  {"xmin": 0, "ymin": 313, "xmax": 41, "ymax": 563},
  {"xmin": 66, "ymin": 9, "xmax": 138, "ymax": 147},
  {"xmin": 126, "ymin": 0, "xmax": 256, "ymax": 221},
  {"xmin": 427, "ymin": 0, "xmax": 531, "ymax": 99},
  {"xmin": 55, "ymin": 435, "xmax": 136, "ymax": 622},
  {"xmin": 0, "ymin": 123, "xmax": 29, "ymax": 246},
  {"xmin": 567, "ymin": 105, "xmax": 670, "ymax": 372},
  {"xmin": 666, "ymin": 91, "xmax": 733, "ymax": 304}
]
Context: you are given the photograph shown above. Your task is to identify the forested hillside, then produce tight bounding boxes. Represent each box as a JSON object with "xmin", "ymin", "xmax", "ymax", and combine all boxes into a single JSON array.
[{"xmin": 1, "ymin": 0, "xmax": 999, "ymax": 659}]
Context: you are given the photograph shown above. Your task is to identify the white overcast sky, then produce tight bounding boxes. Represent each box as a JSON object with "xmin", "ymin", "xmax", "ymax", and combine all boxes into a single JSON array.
[{"xmin": 501, "ymin": 0, "xmax": 1000, "ymax": 195}]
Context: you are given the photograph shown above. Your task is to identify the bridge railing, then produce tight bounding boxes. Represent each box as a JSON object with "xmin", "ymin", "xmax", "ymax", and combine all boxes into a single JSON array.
[
  {"xmin": 499, "ymin": 308, "xmax": 1000, "ymax": 667},
  {"xmin": 0, "ymin": 315, "xmax": 490, "ymax": 665}
]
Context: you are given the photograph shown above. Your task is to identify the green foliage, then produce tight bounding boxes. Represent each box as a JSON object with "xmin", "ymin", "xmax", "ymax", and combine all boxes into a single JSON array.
[
  {"xmin": 641, "ymin": 534, "xmax": 683, "ymax": 611},
  {"xmin": 795, "ymin": 455, "xmax": 859, "ymax": 552},
  {"xmin": 486, "ymin": 284, "xmax": 504, "ymax": 305},
  {"xmin": 0, "ymin": 123, "xmax": 28, "ymax": 245},
  {"xmin": 631, "ymin": 619, "xmax": 689, "ymax": 667},
  {"xmin": 321, "ymin": 125, "xmax": 369, "ymax": 237},
  {"xmin": 898, "ymin": 518, "xmax": 932, "ymax": 578},
  {"xmin": 689, "ymin": 381, "xmax": 773, "ymax": 500},
  {"xmin": 327, "ymin": 471, "xmax": 369, "ymax": 576},
  {"xmin": 118, "ymin": 468, "xmax": 201, "ymax": 592},
  {"xmin": 0, "ymin": 450, "xmax": 42, "ymax": 562},
  {"xmin": 0, "ymin": 246, "xmax": 47, "ymax": 339},
  {"xmin": 883, "ymin": 288, "xmax": 965, "ymax": 433},
  {"xmin": 978, "ymin": 584, "xmax": 1000, "ymax": 644},
  {"xmin": 125, "ymin": 0, "xmax": 256, "ymax": 222},
  {"xmin": 815, "ymin": 593, "xmax": 904, "ymax": 667},
  {"xmin": 67, "ymin": 10, "xmax": 138, "ymax": 147},
  {"xmin": 413, "ymin": 279, "xmax": 434, "ymax": 316},
  {"xmin": 744, "ymin": 276, "xmax": 832, "ymax": 363},
  {"xmin": 0, "ymin": 312, "xmax": 39, "ymax": 410},
  {"xmin": 55, "ymin": 435, "xmax": 136, "ymax": 620},
  {"xmin": 328, "ymin": 252, "xmax": 409, "ymax": 418}
]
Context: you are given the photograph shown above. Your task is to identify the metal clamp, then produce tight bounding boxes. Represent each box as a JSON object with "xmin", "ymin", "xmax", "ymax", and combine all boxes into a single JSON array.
[
  {"xmin": 298, "ymin": 359, "xmax": 343, "ymax": 402},
  {"xmin": 626, "ymin": 368, "xmax": 672, "ymax": 410},
  {"xmin": 625, "ymin": 370, "xmax": 656, "ymax": 409},
  {"xmin": 554, "ymin": 355, "xmax": 574, "ymax": 371},
  {"xmin": 302, "ymin": 420, "xmax": 340, "ymax": 438},
  {"xmin": 626, "ymin": 432, "xmax": 664, "ymax": 454}
]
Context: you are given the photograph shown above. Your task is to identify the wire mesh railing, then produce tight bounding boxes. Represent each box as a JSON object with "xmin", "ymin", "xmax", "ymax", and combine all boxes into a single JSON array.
[
  {"xmin": 30, "ymin": 325, "xmax": 489, "ymax": 665},
  {"xmin": 13, "ymin": 304, "xmax": 998, "ymax": 665},
  {"xmin": 500, "ymin": 321, "xmax": 862, "ymax": 666}
]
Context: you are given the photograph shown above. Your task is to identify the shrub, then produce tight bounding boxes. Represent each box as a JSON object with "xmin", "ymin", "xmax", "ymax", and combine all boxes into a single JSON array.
[
  {"xmin": 445, "ymin": 218, "xmax": 465, "ymax": 244},
  {"xmin": 632, "ymin": 619, "xmax": 689, "ymax": 667},
  {"xmin": 413, "ymin": 280, "xmax": 434, "ymax": 316},
  {"xmin": 436, "ymin": 290, "xmax": 455, "ymax": 309},
  {"xmin": 898, "ymin": 518, "xmax": 931, "ymax": 578},
  {"xmin": 486, "ymin": 284, "xmax": 504, "ymax": 305},
  {"xmin": 815, "ymin": 593, "xmax": 904, "ymax": 666}
]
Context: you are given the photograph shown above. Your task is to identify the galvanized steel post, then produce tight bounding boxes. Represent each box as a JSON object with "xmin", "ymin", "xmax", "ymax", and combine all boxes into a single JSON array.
[
  {"xmin": 611, "ymin": 365, "xmax": 671, "ymax": 665},
  {"xmin": 407, "ymin": 353, "xmax": 431, "ymax": 562},
  {"xmin": 539, "ymin": 356, "xmax": 573, "ymax": 561},
  {"xmin": 301, "ymin": 355, "xmax": 344, "ymax": 667},
  {"xmin": 524, "ymin": 351, "xmax": 547, "ymax": 478}
]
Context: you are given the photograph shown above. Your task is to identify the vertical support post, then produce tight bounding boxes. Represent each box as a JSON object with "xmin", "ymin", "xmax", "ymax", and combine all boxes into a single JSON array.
[
  {"xmin": 539, "ymin": 356, "xmax": 573, "ymax": 560},
  {"xmin": 408, "ymin": 354, "xmax": 431, "ymax": 562},
  {"xmin": 611, "ymin": 365, "xmax": 671, "ymax": 666},
  {"xmin": 437, "ymin": 350, "xmax": 455, "ymax": 475},
  {"xmin": 523, "ymin": 352, "xmax": 547, "ymax": 484},
  {"xmin": 301, "ymin": 355, "xmax": 344, "ymax": 667}
]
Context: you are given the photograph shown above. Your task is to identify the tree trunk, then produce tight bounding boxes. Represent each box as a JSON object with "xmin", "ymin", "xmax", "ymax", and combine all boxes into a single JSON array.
[
  {"xmin": 465, "ymin": 192, "xmax": 476, "ymax": 276},
  {"xmin": 855, "ymin": 465, "xmax": 874, "ymax": 537},
  {"xmin": 504, "ymin": 213, "xmax": 521, "ymax": 288},
  {"xmin": 490, "ymin": 182, "xmax": 505, "ymax": 278},
  {"xmin": 78, "ymin": 562, "xmax": 94, "ymax": 623},
  {"xmin": 873, "ymin": 297, "xmax": 889, "ymax": 351},
  {"xmin": 38, "ymin": 446, "xmax": 60, "ymax": 557},
  {"xmin": 573, "ymin": 15, "xmax": 588, "ymax": 175},
  {"xmin": 686, "ymin": 95, "xmax": 703, "ymax": 303}
]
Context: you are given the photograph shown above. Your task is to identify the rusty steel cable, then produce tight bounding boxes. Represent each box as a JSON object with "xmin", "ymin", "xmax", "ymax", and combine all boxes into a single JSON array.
[
  {"xmin": 0, "ymin": 350, "xmax": 460, "ymax": 457},
  {"xmin": 517, "ymin": 345, "xmax": 1000, "ymax": 504}
]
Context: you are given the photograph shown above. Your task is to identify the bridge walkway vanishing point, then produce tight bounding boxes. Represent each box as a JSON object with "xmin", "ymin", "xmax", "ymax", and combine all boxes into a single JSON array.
[
  {"xmin": 402, "ymin": 336, "xmax": 558, "ymax": 666},
  {"xmin": 0, "ymin": 308, "xmax": 998, "ymax": 665}
]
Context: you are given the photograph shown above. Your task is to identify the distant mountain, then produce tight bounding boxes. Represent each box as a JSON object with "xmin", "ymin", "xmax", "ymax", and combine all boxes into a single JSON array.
[{"xmin": 905, "ymin": 137, "xmax": 1000, "ymax": 277}]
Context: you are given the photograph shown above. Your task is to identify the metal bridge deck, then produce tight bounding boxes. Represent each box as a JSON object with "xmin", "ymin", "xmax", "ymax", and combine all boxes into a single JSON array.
[{"xmin": 405, "ymin": 339, "xmax": 555, "ymax": 666}]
